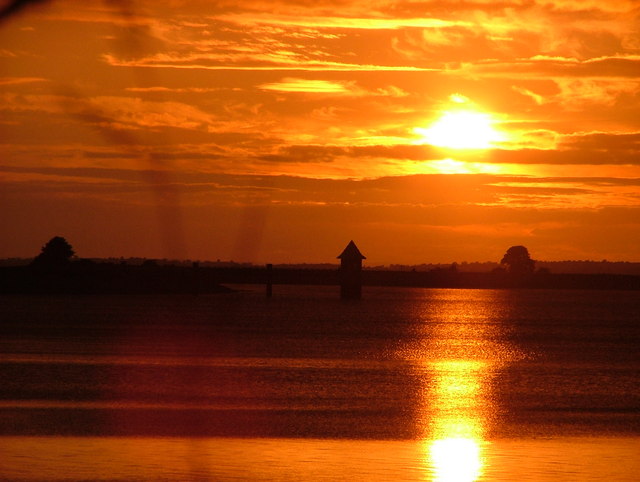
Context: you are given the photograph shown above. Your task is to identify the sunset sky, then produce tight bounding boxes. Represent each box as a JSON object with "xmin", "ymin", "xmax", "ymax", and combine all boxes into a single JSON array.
[{"xmin": 1, "ymin": 0, "xmax": 639, "ymax": 265}]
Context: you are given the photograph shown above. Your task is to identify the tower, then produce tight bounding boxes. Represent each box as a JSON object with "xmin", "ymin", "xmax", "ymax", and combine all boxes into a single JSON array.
[{"xmin": 337, "ymin": 240, "xmax": 366, "ymax": 299}]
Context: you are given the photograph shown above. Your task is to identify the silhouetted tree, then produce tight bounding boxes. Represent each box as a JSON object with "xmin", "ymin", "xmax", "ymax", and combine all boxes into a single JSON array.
[
  {"xmin": 32, "ymin": 236, "xmax": 75, "ymax": 267},
  {"xmin": 500, "ymin": 245, "xmax": 535, "ymax": 275}
]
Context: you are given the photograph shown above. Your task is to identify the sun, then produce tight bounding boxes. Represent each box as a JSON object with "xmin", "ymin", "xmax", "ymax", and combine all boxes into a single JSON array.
[{"xmin": 414, "ymin": 110, "xmax": 504, "ymax": 149}]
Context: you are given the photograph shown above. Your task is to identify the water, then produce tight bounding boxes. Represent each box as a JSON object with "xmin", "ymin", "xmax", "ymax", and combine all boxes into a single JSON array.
[{"xmin": 1, "ymin": 286, "xmax": 639, "ymax": 480}]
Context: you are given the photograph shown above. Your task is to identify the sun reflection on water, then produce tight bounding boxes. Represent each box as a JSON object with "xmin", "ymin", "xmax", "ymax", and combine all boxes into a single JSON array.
[
  {"xmin": 430, "ymin": 438, "xmax": 482, "ymax": 482},
  {"xmin": 412, "ymin": 290, "xmax": 513, "ymax": 482},
  {"xmin": 426, "ymin": 360, "xmax": 488, "ymax": 481}
]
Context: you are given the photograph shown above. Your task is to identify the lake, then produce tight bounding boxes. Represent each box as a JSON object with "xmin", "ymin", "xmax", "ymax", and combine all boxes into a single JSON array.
[{"xmin": 1, "ymin": 286, "xmax": 639, "ymax": 480}]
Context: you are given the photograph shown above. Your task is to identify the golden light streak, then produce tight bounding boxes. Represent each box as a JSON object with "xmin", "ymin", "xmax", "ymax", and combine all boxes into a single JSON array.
[
  {"xmin": 213, "ymin": 14, "xmax": 470, "ymax": 30},
  {"xmin": 413, "ymin": 290, "xmax": 514, "ymax": 482},
  {"xmin": 259, "ymin": 78, "xmax": 350, "ymax": 93},
  {"xmin": 427, "ymin": 361, "xmax": 485, "ymax": 482}
]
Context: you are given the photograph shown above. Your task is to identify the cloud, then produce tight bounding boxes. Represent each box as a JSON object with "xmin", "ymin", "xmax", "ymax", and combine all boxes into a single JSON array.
[
  {"xmin": 258, "ymin": 77, "xmax": 408, "ymax": 98},
  {"xmin": 4, "ymin": 164, "xmax": 636, "ymax": 210},
  {"xmin": 560, "ymin": 131, "xmax": 640, "ymax": 150},
  {"xmin": 89, "ymin": 96, "xmax": 215, "ymax": 130},
  {"xmin": 255, "ymin": 135, "xmax": 640, "ymax": 167},
  {"xmin": 259, "ymin": 78, "xmax": 352, "ymax": 94},
  {"xmin": 124, "ymin": 86, "xmax": 230, "ymax": 93},
  {"xmin": 0, "ymin": 76, "xmax": 46, "ymax": 85},
  {"xmin": 482, "ymin": 146, "xmax": 640, "ymax": 166},
  {"xmin": 212, "ymin": 13, "xmax": 468, "ymax": 31},
  {"xmin": 103, "ymin": 53, "xmax": 433, "ymax": 72},
  {"xmin": 463, "ymin": 56, "xmax": 640, "ymax": 80},
  {"xmin": 97, "ymin": 8, "xmax": 446, "ymax": 72},
  {"xmin": 258, "ymin": 144, "xmax": 447, "ymax": 163},
  {"xmin": 552, "ymin": 77, "xmax": 639, "ymax": 109},
  {"xmin": 3, "ymin": 160, "xmax": 639, "ymax": 261},
  {"xmin": 0, "ymin": 91, "xmax": 216, "ymax": 131},
  {"xmin": 1, "ymin": 0, "xmax": 639, "ymax": 263}
]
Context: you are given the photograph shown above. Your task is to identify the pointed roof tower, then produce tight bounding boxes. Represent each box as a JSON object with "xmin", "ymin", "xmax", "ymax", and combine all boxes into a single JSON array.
[{"xmin": 337, "ymin": 240, "xmax": 366, "ymax": 260}]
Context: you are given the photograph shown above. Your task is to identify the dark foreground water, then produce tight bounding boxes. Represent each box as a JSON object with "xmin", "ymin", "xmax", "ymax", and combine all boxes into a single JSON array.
[{"xmin": 1, "ymin": 286, "xmax": 639, "ymax": 480}]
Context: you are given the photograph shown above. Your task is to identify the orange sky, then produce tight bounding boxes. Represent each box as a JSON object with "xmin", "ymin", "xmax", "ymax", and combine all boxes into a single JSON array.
[{"xmin": 1, "ymin": 0, "xmax": 639, "ymax": 264}]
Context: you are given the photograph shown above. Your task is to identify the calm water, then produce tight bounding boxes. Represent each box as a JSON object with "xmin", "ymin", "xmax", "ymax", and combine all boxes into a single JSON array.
[{"xmin": 1, "ymin": 286, "xmax": 639, "ymax": 480}]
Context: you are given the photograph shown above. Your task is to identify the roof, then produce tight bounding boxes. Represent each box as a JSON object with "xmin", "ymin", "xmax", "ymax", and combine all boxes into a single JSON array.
[{"xmin": 337, "ymin": 240, "xmax": 366, "ymax": 260}]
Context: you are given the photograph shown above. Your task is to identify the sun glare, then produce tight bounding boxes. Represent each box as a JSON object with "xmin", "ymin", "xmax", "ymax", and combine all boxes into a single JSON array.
[
  {"xmin": 430, "ymin": 438, "xmax": 483, "ymax": 482},
  {"xmin": 415, "ymin": 110, "xmax": 504, "ymax": 149}
]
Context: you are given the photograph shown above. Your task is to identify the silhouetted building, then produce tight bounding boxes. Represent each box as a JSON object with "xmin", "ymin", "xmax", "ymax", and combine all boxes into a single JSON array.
[{"xmin": 338, "ymin": 240, "xmax": 366, "ymax": 299}]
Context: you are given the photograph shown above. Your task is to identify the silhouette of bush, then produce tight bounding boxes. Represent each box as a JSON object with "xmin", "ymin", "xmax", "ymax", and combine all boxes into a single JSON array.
[
  {"xmin": 500, "ymin": 245, "xmax": 535, "ymax": 275},
  {"xmin": 32, "ymin": 236, "xmax": 75, "ymax": 267}
]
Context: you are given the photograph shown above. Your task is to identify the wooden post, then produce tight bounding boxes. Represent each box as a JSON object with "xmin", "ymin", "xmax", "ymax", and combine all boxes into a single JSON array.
[
  {"xmin": 192, "ymin": 261, "xmax": 200, "ymax": 295},
  {"xmin": 266, "ymin": 263, "xmax": 273, "ymax": 298}
]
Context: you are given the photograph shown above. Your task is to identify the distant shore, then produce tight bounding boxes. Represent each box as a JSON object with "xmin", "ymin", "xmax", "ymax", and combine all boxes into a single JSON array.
[{"xmin": 1, "ymin": 264, "xmax": 639, "ymax": 294}]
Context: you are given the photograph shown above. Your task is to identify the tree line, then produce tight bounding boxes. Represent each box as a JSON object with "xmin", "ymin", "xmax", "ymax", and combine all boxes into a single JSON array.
[{"xmin": 30, "ymin": 236, "xmax": 538, "ymax": 275}]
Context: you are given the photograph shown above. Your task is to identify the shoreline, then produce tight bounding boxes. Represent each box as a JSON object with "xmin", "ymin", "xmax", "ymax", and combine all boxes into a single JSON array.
[{"xmin": 1, "ymin": 265, "xmax": 639, "ymax": 294}]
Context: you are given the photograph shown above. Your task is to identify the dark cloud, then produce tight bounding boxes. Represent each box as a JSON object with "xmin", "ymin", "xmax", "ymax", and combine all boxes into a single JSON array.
[
  {"xmin": 1, "ymin": 165, "xmax": 633, "ymax": 207},
  {"xmin": 477, "ymin": 146, "xmax": 640, "ymax": 165},
  {"xmin": 260, "ymin": 144, "xmax": 454, "ymax": 163},
  {"xmin": 0, "ymin": 0, "xmax": 49, "ymax": 23},
  {"xmin": 560, "ymin": 132, "xmax": 640, "ymax": 150},
  {"xmin": 259, "ymin": 139, "xmax": 640, "ymax": 166}
]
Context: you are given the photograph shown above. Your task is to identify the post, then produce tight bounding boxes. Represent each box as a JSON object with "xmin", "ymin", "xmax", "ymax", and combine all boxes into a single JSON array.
[
  {"xmin": 266, "ymin": 263, "xmax": 273, "ymax": 298},
  {"xmin": 192, "ymin": 261, "xmax": 200, "ymax": 296}
]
